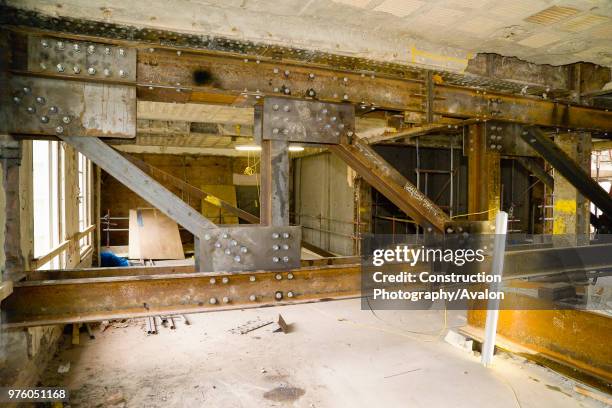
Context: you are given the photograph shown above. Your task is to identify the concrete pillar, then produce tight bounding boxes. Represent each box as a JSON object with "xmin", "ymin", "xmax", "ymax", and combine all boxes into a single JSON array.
[
  {"xmin": 467, "ymin": 124, "xmax": 500, "ymax": 222},
  {"xmin": 260, "ymin": 139, "xmax": 289, "ymax": 226},
  {"xmin": 553, "ymin": 132, "xmax": 591, "ymax": 245}
]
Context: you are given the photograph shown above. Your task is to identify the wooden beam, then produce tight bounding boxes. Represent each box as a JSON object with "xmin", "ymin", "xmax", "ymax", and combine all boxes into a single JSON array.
[{"xmin": 59, "ymin": 136, "xmax": 216, "ymax": 238}]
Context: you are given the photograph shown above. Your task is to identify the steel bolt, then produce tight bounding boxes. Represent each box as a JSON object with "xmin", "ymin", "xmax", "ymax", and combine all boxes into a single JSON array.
[
  {"xmin": 240, "ymin": 246, "xmax": 248, "ymax": 254},
  {"xmin": 26, "ymin": 106, "xmax": 36, "ymax": 114},
  {"xmin": 87, "ymin": 45, "xmax": 96, "ymax": 54},
  {"xmin": 73, "ymin": 44, "xmax": 81, "ymax": 52},
  {"xmin": 119, "ymin": 48, "xmax": 126, "ymax": 56},
  {"xmin": 283, "ymin": 256, "xmax": 290, "ymax": 263},
  {"xmin": 282, "ymin": 244, "xmax": 289, "ymax": 250},
  {"xmin": 309, "ymin": 73, "xmax": 315, "ymax": 79},
  {"xmin": 210, "ymin": 278, "xmax": 216, "ymax": 284},
  {"xmin": 35, "ymin": 96, "xmax": 45, "ymax": 104},
  {"xmin": 273, "ymin": 68, "xmax": 279, "ymax": 74},
  {"xmin": 222, "ymin": 297, "xmax": 230, "ymax": 304},
  {"xmin": 283, "ymin": 129, "xmax": 289, "ymax": 135},
  {"xmin": 12, "ymin": 96, "xmax": 20, "ymax": 104},
  {"xmin": 273, "ymin": 104, "xmax": 279, "ymax": 111},
  {"xmin": 56, "ymin": 63, "xmax": 65, "ymax": 73},
  {"xmin": 249, "ymin": 294, "xmax": 257, "ymax": 301},
  {"xmin": 250, "ymin": 276, "xmax": 256, "ymax": 282},
  {"xmin": 284, "ymin": 70, "xmax": 290, "ymax": 76},
  {"xmin": 73, "ymin": 65, "xmax": 81, "ymax": 74},
  {"xmin": 275, "ymin": 292, "xmax": 283, "ymax": 300},
  {"xmin": 103, "ymin": 68, "xmax": 111, "ymax": 77},
  {"xmin": 234, "ymin": 255, "xmax": 241, "ymax": 263},
  {"xmin": 40, "ymin": 116, "xmax": 49, "ymax": 123},
  {"xmin": 62, "ymin": 116, "xmax": 71, "ymax": 124},
  {"xmin": 230, "ymin": 240, "xmax": 238, "ymax": 247},
  {"xmin": 282, "ymin": 232, "xmax": 290, "ymax": 239},
  {"xmin": 272, "ymin": 244, "xmax": 280, "ymax": 251},
  {"xmin": 275, "ymin": 273, "xmax": 282, "ymax": 280},
  {"xmin": 23, "ymin": 87, "xmax": 31, "ymax": 94},
  {"xmin": 56, "ymin": 41, "xmax": 65, "ymax": 50},
  {"xmin": 287, "ymin": 273, "xmax": 294, "ymax": 280},
  {"xmin": 119, "ymin": 70, "xmax": 127, "ymax": 78},
  {"xmin": 222, "ymin": 277, "xmax": 229, "ymax": 284},
  {"xmin": 49, "ymin": 106, "xmax": 58, "ymax": 114},
  {"xmin": 343, "ymin": 94, "xmax": 349, "ymax": 100},
  {"xmin": 272, "ymin": 232, "xmax": 280, "ymax": 239},
  {"xmin": 104, "ymin": 47, "xmax": 111, "ymax": 55},
  {"xmin": 41, "ymin": 39, "xmax": 49, "ymax": 48},
  {"xmin": 273, "ymin": 257, "xmax": 280, "ymax": 263},
  {"xmin": 55, "ymin": 126, "xmax": 64, "ymax": 134},
  {"xmin": 287, "ymin": 291, "xmax": 294, "ymax": 298},
  {"xmin": 40, "ymin": 62, "xmax": 47, "ymax": 70},
  {"xmin": 214, "ymin": 242, "xmax": 222, "ymax": 248},
  {"xmin": 209, "ymin": 297, "xmax": 217, "ymax": 305},
  {"xmin": 224, "ymin": 249, "xmax": 231, "ymax": 255},
  {"xmin": 272, "ymin": 128, "xmax": 279, "ymax": 135},
  {"xmin": 222, "ymin": 233, "xmax": 229, "ymax": 239},
  {"xmin": 87, "ymin": 67, "xmax": 96, "ymax": 75},
  {"xmin": 204, "ymin": 233, "xmax": 211, "ymax": 241}
]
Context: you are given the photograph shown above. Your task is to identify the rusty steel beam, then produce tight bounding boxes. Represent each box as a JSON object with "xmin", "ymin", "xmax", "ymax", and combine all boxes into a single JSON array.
[
  {"xmin": 4, "ymin": 27, "xmax": 612, "ymax": 131},
  {"xmin": 330, "ymin": 138, "xmax": 450, "ymax": 232},
  {"xmin": 3, "ymin": 264, "xmax": 362, "ymax": 328}
]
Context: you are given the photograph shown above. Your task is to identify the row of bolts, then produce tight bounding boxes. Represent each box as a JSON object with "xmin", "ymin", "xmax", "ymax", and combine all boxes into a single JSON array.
[
  {"xmin": 204, "ymin": 231, "xmax": 293, "ymax": 264},
  {"xmin": 208, "ymin": 272, "xmax": 296, "ymax": 305},
  {"xmin": 40, "ymin": 39, "xmax": 129, "ymax": 78}
]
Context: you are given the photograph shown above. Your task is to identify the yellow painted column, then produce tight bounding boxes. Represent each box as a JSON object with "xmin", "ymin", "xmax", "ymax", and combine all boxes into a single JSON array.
[{"xmin": 467, "ymin": 123, "xmax": 500, "ymax": 222}]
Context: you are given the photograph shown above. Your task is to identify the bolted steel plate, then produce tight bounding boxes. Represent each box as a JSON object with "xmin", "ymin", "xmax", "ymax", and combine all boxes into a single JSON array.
[
  {"xmin": 262, "ymin": 96, "xmax": 355, "ymax": 144},
  {"xmin": 28, "ymin": 36, "xmax": 137, "ymax": 82},
  {"xmin": 198, "ymin": 225, "xmax": 301, "ymax": 272}
]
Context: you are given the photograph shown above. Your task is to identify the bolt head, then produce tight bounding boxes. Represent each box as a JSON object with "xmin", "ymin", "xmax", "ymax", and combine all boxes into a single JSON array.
[
  {"xmin": 40, "ymin": 62, "xmax": 47, "ymax": 70},
  {"xmin": 272, "ymin": 244, "xmax": 280, "ymax": 251},
  {"xmin": 103, "ymin": 68, "xmax": 111, "ymax": 77},
  {"xmin": 26, "ymin": 106, "xmax": 36, "ymax": 114},
  {"xmin": 73, "ymin": 65, "xmax": 81, "ymax": 74},
  {"xmin": 73, "ymin": 44, "xmax": 80, "ymax": 52},
  {"xmin": 284, "ymin": 70, "xmax": 290, "ymax": 76},
  {"xmin": 119, "ymin": 48, "xmax": 125, "ymax": 56},
  {"xmin": 222, "ymin": 297, "xmax": 230, "ymax": 304},
  {"xmin": 214, "ymin": 242, "xmax": 221, "ymax": 248},
  {"xmin": 224, "ymin": 249, "xmax": 231, "ymax": 255},
  {"xmin": 55, "ymin": 126, "xmax": 64, "ymax": 134},
  {"xmin": 23, "ymin": 87, "xmax": 31, "ymax": 94},
  {"xmin": 222, "ymin": 233, "xmax": 229, "ymax": 239},
  {"xmin": 40, "ymin": 116, "xmax": 49, "ymax": 123},
  {"xmin": 35, "ymin": 96, "xmax": 45, "ymax": 104},
  {"xmin": 275, "ymin": 292, "xmax": 283, "ymax": 300},
  {"xmin": 56, "ymin": 41, "xmax": 65, "ymax": 50},
  {"xmin": 41, "ymin": 39, "xmax": 49, "ymax": 48},
  {"xmin": 287, "ymin": 273, "xmax": 294, "ymax": 280},
  {"xmin": 343, "ymin": 94, "xmax": 349, "ymax": 100},
  {"xmin": 222, "ymin": 277, "xmax": 229, "ymax": 284},
  {"xmin": 49, "ymin": 106, "xmax": 58, "ymax": 114},
  {"xmin": 275, "ymin": 273, "xmax": 282, "ymax": 280},
  {"xmin": 87, "ymin": 67, "xmax": 96, "ymax": 75},
  {"xmin": 204, "ymin": 234, "xmax": 211, "ymax": 241},
  {"xmin": 56, "ymin": 63, "xmax": 64, "ymax": 72},
  {"xmin": 12, "ymin": 96, "xmax": 20, "ymax": 104},
  {"xmin": 272, "ymin": 232, "xmax": 280, "ymax": 239},
  {"xmin": 104, "ymin": 47, "xmax": 111, "ymax": 55},
  {"xmin": 87, "ymin": 45, "xmax": 96, "ymax": 54},
  {"xmin": 210, "ymin": 278, "xmax": 216, "ymax": 284},
  {"xmin": 62, "ymin": 116, "xmax": 71, "ymax": 124},
  {"xmin": 282, "ymin": 244, "xmax": 289, "ymax": 250},
  {"xmin": 272, "ymin": 128, "xmax": 279, "ymax": 134},
  {"xmin": 209, "ymin": 297, "xmax": 217, "ymax": 305},
  {"xmin": 249, "ymin": 295, "xmax": 257, "ymax": 301},
  {"xmin": 119, "ymin": 69, "xmax": 127, "ymax": 78},
  {"xmin": 250, "ymin": 276, "xmax": 256, "ymax": 282},
  {"xmin": 234, "ymin": 255, "xmax": 241, "ymax": 262},
  {"xmin": 283, "ymin": 256, "xmax": 290, "ymax": 263},
  {"xmin": 287, "ymin": 291, "xmax": 294, "ymax": 298}
]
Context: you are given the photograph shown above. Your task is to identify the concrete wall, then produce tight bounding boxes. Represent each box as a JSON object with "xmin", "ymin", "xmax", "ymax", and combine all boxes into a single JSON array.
[{"xmin": 294, "ymin": 152, "xmax": 355, "ymax": 256}]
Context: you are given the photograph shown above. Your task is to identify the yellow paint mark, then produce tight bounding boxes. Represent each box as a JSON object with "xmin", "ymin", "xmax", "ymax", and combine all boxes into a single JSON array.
[
  {"xmin": 204, "ymin": 195, "xmax": 222, "ymax": 207},
  {"xmin": 555, "ymin": 199, "xmax": 576, "ymax": 214},
  {"xmin": 411, "ymin": 46, "xmax": 470, "ymax": 65},
  {"xmin": 553, "ymin": 217, "xmax": 566, "ymax": 234},
  {"xmin": 432, "ymin": 74, "xmax": 444, "ymax": 84}
]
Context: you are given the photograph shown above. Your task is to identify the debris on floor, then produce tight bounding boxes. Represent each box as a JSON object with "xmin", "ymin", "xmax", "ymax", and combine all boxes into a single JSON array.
[
  {"xmin": 229, "ymin": 317, "xmax": 274, "ymax": 334},
  {"xmin": 272, "ymin": 314, "xmax": 290, "ymax": 334},
  {"xmin": 57, "ymin": 362, "xmax": 70, "ymax": 374},
  {"xmin": 444, "ymin": 329, "xmax": 473, "ymax": 353}
]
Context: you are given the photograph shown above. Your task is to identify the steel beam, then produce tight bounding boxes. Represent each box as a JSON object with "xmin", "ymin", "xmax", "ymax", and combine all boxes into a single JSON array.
[
  {"xmin": 330, "ymin": 138, "xmax": 450, "ymax": 232},
  {"xmin": 520, "ymin": 128, "xmax": 612, "ymax": 219},
  {"xmin": 515, "ymin": 157, "xmax": 553, "ymax": 189},
  {"xmin": 467, "ymin": 124, "xmax": 500, "ymax": 222},
  {"xmin": 59, "ymin": 136, "xmax": 216, "ymax": 237}
]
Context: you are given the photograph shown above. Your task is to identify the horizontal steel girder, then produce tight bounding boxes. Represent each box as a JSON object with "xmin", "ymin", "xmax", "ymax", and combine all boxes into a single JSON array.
[{"xmin": 5, "ymin": 243, "xmax": 612, "ymax": 328}]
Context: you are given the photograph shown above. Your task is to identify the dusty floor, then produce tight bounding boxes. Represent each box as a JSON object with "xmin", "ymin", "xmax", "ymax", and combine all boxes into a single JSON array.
[{"xmin": 40, "ymin": 299, "xmax": 607, "ymax": 408}]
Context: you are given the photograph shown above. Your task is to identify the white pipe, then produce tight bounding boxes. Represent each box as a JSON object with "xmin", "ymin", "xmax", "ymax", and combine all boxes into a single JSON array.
[{"xmin": 481, "ymin": 211, "xmax": 508, "ymax": 367}]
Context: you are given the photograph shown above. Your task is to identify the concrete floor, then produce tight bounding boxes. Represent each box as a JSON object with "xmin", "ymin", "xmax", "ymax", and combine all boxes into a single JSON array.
[{"xmin": 41, "ymin": 299, "xmax": 607, "ymax": 407}]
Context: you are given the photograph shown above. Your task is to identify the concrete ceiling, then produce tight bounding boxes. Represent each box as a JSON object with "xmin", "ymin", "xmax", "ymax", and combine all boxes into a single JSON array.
[{"xmin": 7, "ymin": 0, "xmax": 612, "ymax": 70}]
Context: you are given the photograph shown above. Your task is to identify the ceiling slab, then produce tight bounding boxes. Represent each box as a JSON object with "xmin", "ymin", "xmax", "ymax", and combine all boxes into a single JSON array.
[{"xmin": 6, "ymin": 0, "xmax": 612, "ymax": 69}]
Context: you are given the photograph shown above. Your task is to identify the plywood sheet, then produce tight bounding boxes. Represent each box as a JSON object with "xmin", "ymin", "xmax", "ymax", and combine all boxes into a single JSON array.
[
  {"xmin": 201, "ymin": 185, "xmax": 239, "ymax": 224},
  {"xmin": 128, "ymin": 208, "xmax": 185, "ymax": 260}
]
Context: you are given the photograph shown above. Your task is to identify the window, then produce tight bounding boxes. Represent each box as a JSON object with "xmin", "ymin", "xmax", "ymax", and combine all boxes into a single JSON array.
[
  {"xmin": 32, "ymin": 140, "xmax": 61, "ymax": 269},
  {"xmin": 78, "ymin": 152, "xmax": 92, "ymax": 252}
]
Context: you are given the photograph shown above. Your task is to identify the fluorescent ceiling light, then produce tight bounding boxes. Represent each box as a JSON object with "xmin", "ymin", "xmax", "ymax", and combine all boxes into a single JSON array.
[
  {"xmin": 235, "ymin": 145, "xmax": 262, "ymax": 151},
  {"xmin": 289, "ymin": 145, "xmax": 305, "ymax": 152}
]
